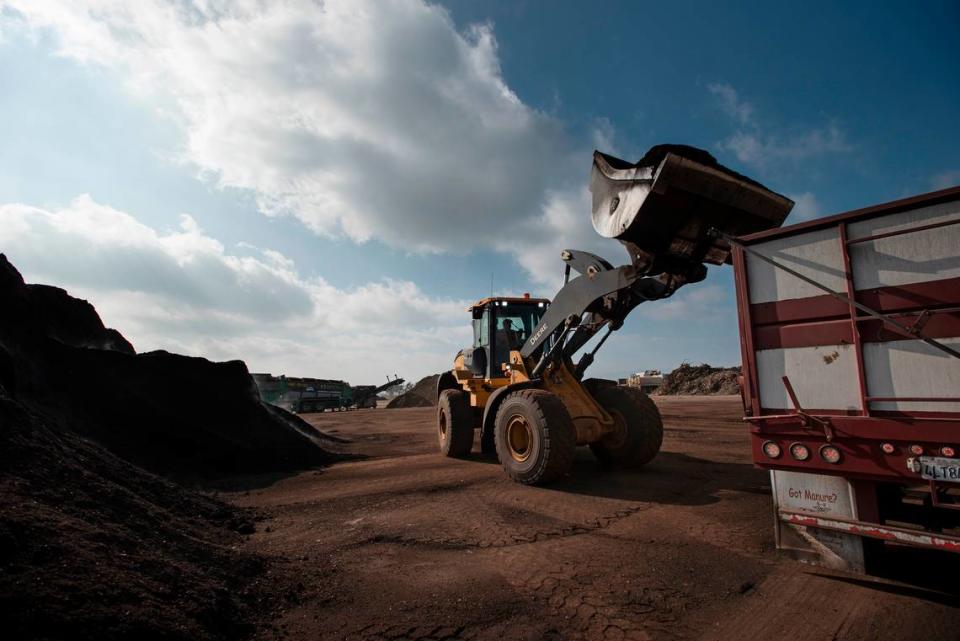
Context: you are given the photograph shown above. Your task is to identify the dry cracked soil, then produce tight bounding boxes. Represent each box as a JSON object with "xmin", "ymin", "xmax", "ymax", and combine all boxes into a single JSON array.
[{"xmin": 226, "ymin": 396, "xmax": 959, "ymax": 641}]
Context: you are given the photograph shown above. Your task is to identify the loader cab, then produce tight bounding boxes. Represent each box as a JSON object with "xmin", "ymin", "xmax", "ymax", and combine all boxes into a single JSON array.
[{"xmin": 467, "ymin": 295, "xmax": 550, "ymax": 380}]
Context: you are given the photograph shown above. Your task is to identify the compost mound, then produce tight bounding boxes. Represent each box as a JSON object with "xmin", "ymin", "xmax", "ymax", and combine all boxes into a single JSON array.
[
  {"xmin": 386, "ymin": 373, "xmax": 440, "ymax": 408},
  {"xmin": 657, "ymin": 363, "xmax": 741, "ymax": 395},
  {"xmin": 0, "ymin": 254, "xmax": 335, "ymax": 480},
  {"xmin": 0, "ymin": 254, "xmax": 339, "ymax": 639},
  {"xmin": 0, "ymin": 389, "xmax": 275, "ymax": 641}
]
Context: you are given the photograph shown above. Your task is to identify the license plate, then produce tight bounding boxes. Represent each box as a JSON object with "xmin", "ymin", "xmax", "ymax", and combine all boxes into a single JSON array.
[{"xmin": 920, "ymin": 456, "xmax": 960, "ymax": 483}]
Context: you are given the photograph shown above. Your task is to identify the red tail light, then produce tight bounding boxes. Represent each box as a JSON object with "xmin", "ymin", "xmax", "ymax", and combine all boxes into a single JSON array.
[
  {"xmin": 819, "ymin": 444, "xmax": 842, "ymax": 464},
  {"xmin": 909, "ymin": 444, "xmax": 924, "ymax": 456},
  {"xmin": 789, "ymin": 442, "xmax": 811, "ymax": 461},
  {"xmin": 942, "ymin": 446, "xmax": 956, "ymax": 458},
  {"xmin": 762, "ymin": 441, "xmax": 782, "ymax": 459},
  {"xmin": 881, "ymin": 442, "xmax": 896, "ymax": 454}
]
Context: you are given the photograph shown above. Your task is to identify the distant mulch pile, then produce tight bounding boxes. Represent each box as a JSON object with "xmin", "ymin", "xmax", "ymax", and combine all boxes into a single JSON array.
[
  {"xmin": 0, "ymin": 253, "xmax": 339, "ymax": 640},
  {"xmin": 656, "ymin": 363, "xmax": 741, "ymax": 395},
  {"xmin": 386, "ymin": 373, "xmax": 440, "ymax": 408}
]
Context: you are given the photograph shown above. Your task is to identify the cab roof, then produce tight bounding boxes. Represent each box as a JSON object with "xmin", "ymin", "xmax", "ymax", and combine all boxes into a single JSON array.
[{"xmin": 468, "ymin": 296, "xmax": 551, "ymax": 312}]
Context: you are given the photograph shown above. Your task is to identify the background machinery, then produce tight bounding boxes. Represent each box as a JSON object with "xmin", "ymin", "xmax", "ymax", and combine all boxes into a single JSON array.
[
  {"xmin": 253, "ymin": 374, "xmax": 404, "ymax": 412},
  {"xmin": 436, "ymin": 144, "xmax": 793, "ymax": 484}
]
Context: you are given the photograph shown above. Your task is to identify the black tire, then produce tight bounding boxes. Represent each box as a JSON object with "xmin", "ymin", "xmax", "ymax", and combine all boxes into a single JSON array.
[
  {"xmin": 438, "ymin": 389, "xmax": 474, "ymax": 458},
  {"xmin": 494, "ymin": 389, "xmax": 576, "ymax": 485},
  {"xmin": 589, "ymin": 386, "xmax": 663, "ymax": 467}
]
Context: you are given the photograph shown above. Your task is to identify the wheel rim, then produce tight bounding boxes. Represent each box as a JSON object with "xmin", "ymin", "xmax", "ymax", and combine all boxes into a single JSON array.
[
  {"xmin": 439, "ymin": 410, "xmax": 448, "ymax": 440},
  {"xmin": 506, "ymin": 414, "xmax": 533, "ymax": 462},
  {"xmin": 604, "ymin": 408, "xmax": 629, "ymax": 448}
]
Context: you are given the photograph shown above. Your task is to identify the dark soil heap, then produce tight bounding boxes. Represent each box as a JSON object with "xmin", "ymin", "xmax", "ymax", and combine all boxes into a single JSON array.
[
  {"xmin": 0, "ymin": 254, "xmax": 337, "ymax": 640},
  {"xmin": 657, "ymin": 363, "xmax": 741, "ymax": 395},
  {"xmin": 386, "ymin": 373, "xmax": 440, "ymax": 408},
  {"xmin": 0, "ymin": 254, "xmax": 335, "ymax": 479},
  {"xmin": 0, "ymin": 393, "xmax": 266, "ymax": 641}
]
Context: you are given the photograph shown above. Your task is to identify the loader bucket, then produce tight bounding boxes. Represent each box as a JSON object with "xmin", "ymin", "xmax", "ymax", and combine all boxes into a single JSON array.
[{"xmin": 590, "ymin": 144, "xmax": 793, "ymax": 272}]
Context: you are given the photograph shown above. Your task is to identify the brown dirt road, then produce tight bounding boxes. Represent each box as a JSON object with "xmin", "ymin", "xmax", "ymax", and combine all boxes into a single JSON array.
[{"xmin": 229, "ymin": 396, "xmax": 959, "ymax": 640}]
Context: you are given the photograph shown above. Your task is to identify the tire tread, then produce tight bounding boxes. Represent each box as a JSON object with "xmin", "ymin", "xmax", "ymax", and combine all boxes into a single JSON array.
[
  {"xmin": 494, "ymin": 389, "xmax": 575, "ymax": 484},
  {"xmin": 438, "ymin": 389, "xmax": 474, "ymax": 457}
]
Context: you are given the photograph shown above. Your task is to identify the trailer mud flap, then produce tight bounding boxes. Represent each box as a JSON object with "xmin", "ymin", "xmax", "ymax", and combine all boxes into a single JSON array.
[{"xmin": 770, "ymin": 470, "xmax": 865, "ymax": 573}]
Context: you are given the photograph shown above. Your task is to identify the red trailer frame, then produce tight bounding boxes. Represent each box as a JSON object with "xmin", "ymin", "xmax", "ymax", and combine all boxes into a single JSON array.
[{"xmin": 731, "ymin": 185, "xmax": 960, "ymax": 557}]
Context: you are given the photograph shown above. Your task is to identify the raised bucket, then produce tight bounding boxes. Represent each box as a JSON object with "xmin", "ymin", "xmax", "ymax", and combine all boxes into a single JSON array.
[{"xmin": 590, "ymin": 144, "xmax": 793, "ymax": 273}]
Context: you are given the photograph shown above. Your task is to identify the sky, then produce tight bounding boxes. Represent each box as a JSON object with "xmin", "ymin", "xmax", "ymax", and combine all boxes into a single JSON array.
[{"xmin": 0, "ymin": 0, "xmax": 958, "ymax": 385}]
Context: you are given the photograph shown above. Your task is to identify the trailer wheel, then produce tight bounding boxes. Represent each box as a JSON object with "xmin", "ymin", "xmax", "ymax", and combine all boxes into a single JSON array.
[
  {"xmin": 589, "ymin": 386, "xmax": 663, "ymax": 467},
  {"xmin": 438, "ymin": 389, "xmax": 473, "ymax": 458},
  {"xmin": 494, "ymin": 390, "xmax": 575, "ymax": 485}
]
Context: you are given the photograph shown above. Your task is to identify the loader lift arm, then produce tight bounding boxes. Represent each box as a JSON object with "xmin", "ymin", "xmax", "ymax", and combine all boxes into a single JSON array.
[{"xmin": 519, "ymin": 249, "xmax": 700, "ymax": 380}]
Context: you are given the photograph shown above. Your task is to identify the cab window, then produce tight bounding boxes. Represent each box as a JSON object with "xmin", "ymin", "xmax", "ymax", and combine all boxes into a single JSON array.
[{"xmin": 472, "ymin": 309, "xmax": 489, "ymax": 347}]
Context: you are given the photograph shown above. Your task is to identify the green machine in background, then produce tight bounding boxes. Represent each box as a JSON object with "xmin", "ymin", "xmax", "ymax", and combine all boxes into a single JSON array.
[{"xmin": 252, "ymin": 373, "xmax": 404, "ymax": 413}]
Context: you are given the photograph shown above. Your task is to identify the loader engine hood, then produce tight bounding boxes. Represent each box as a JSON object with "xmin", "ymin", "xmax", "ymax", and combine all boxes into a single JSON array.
[{"xmin": 590, "ymin": 144, "xmax": 793, "ymax": 272}]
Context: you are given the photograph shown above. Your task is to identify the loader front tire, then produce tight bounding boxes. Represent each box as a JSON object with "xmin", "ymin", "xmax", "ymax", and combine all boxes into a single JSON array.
[
  {"xmin": 589, "ymin": 386, "xmax": 663, "ymax": 467},
  {"xmin": 438, "ymin": 389, "xmax": 474, "ymax": 458},
  {"xmin": 494, "ymin": 390, "xmax": 575, "ymax": 485}
]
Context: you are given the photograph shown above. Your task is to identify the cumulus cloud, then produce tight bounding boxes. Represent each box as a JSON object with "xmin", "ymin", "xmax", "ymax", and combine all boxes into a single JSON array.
[
  {"xmin": 0, "ymin": 0, "xmax": 587, "ymax": 263},
  {"xmin": 708, "ymin": 83, "xmax": 754, "ymax": 125},
  {"xmin": 497, "ymin": 185, "xmax": 628, "ymax": 288},
  {"xmin": 708, "ymin": 82, "xmax": 851, "ymax": 169},
  {"xmin": 0, "ymin": 195, "xmax": 471, "ymax": 382},
  {"xmin": 634, "ymin": 284, "xmax": 728, "ymax": 321},
  {"xmin": 786, "ymin": 191, "xmax": 822, "ymax": 222}
]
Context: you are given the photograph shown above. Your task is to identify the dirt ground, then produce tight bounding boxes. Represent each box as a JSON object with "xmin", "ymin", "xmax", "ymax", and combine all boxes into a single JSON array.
[{"xmin": 228, "ymin": 396, "xmax": 959, "ymax": 641}]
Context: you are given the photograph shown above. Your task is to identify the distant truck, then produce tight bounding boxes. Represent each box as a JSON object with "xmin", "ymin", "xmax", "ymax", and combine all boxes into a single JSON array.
[
  {"xmin": 730, "ymin": 186, "xmax": 960, "ymax": 572},
  {"xmin": 627, "ymin": 370, "xmax": 664, "ymax": 394}
]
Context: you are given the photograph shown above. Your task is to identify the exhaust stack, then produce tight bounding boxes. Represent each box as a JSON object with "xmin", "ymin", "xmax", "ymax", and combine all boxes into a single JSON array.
[{"xmin": 590, "ymin": 144, "xmax": 793, "ymax": 273}]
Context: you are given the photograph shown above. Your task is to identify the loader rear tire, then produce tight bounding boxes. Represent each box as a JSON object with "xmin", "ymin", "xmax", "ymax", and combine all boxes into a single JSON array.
[
  {"xmin": 589, "ymin": 386, "xmax": 663, "ymax": 467},
  {"xmin": 494, "ymin": 390, "xmax": 575, "ymax": 485},
  {"xmin": 438, "ymin": 389, "xmax": 473, "ymax": 458}
]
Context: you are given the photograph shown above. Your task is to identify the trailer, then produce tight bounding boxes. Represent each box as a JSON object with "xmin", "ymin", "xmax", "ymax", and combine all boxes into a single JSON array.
[{"xmin": 729, "ymin": 186, "xmax": 960, "ymax": 572}]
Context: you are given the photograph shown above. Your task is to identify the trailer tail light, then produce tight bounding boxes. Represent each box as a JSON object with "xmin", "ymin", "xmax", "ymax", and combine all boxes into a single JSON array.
[
  {"xmin": 762, "ymin": 440, "xmax": 782, "ymax": 459},
  {"xmin": 909, "ymin": 444, "xmax": 925, "ymax": 456},
  {"xmin": 881, "ymin": 442, "xmax": 896, "ymax": 454},
  {"xmin": 942, "ymin": 446, "xmax": 956, "ymax": 458},
  {"xmin": 789, "ymin": 442, "xmax": 811, "ymax": 461},
  {"xmin": 819, "ymin": 444, "xmax": 842, "ymax": 464}
]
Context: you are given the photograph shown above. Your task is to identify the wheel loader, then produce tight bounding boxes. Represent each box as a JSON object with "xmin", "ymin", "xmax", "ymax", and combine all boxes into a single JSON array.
[{"xmin": 436, "ymin": 144, "xmax": 794, "ymax": 484}]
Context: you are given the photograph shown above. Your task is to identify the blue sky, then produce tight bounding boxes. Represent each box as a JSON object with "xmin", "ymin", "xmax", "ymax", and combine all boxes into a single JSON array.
[{"xmin": 1, "ymin": 0, "xmax": 957, "ymax": 384}]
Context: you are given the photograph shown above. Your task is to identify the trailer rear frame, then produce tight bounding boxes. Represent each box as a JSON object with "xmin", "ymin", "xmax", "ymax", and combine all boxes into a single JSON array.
[{"xmin": 731, "ymin": 185, "xmax": 960, "ymax": 570}]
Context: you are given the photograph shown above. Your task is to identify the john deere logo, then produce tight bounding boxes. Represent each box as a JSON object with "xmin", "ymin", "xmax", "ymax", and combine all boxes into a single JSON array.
[{"xmin": 529, "ymin": 324, "xmax": 548, "ymax": 345}]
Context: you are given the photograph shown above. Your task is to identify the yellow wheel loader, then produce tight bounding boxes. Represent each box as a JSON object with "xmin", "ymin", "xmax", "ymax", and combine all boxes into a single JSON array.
[{"xmin": 436, "ymin": 144, "xmax": 793, "ymax": 484}]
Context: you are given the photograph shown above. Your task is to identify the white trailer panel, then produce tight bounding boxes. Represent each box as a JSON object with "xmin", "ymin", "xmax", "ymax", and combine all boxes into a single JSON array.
[
  {"xmin": 746, "ymin": 226, "xmax": 846, "ymax": 304},
  {"xmin": 756, "ymin": 345, "xmax": 862, "ymax": 411}
]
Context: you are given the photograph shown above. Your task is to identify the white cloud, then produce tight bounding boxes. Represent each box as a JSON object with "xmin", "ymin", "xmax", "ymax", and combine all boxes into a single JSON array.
[
  {"xmin": 708, "ymin": 82, "xmax": 851, "ymax": 169},
  {"xmin": 722, "ymin": 124, "xmax": 850, "ymax": 168},
  {"xmin": 1, "ymin": 0, "xmax": 587, "ymax": 268},
  {"xmin": 707, "ymin": 83, "xmax": 754, "ymax": 125},
  {"xmin": 497, "ymin": 184, "xmax": 629, "ymax": 289},
  {"xmin": 634, "ymin": 284, "xmax": 728, "ymax": 321},
  {"xmin": 786, "ymin": 191, "xmax": 822, "ymax": 222},
  {"xmin": 0, "ymin": 195, "xmax": 471, "ymax": 382}
]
